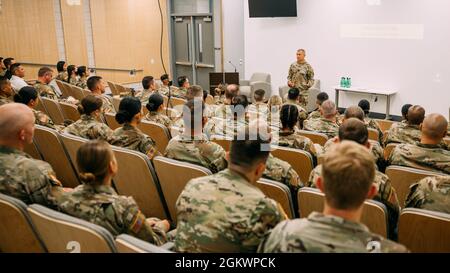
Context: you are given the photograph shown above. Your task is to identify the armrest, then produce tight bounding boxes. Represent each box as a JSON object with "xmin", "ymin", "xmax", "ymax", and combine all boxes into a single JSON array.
[
  {"xmin": 161, "ymin": 242, "xmax": 175, "ymax": 251},
  {"xmin": 239, "ymin": 80, "xmax": 250, "ymax": 86}
]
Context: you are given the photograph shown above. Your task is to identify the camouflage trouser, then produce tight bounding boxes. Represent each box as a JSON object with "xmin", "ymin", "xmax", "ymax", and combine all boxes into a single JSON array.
[{"xmin": 299, "ymin": 90, "xmax": 309, "ymax": 108}]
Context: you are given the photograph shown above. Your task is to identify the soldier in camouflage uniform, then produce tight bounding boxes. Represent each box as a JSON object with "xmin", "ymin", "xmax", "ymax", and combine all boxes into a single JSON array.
[
  {"xmin": 405, "ymin": 175, "xmax": 450, "ymax": 213},
  {"xmin": 247, "ymin": 89, "xmax": 269, "ymax": 120},
  {"xmin": 56, "ymin": 61, "xmax": 68, "ymax": 82},
  {"xmin": 303, "ymin": 100, "xmax": 339, "ymax": 139},
  {"xmin": 283, "ymin": 88, "xmax": 308, "ymax": 126},
  {"xmin": 34, "ymin": 67, "xmax": 59, "ymax": 100},
  {"xmin": 0, "ymin": 77, "xmax": 13, "ymax": 106},
  {"xmin": 67, "ymin": 64, "xmax": 79, "ymax": 86},
  {"xmin": 110, "ymin": 97, "xmax": 160, "ymax": 160},
  {"xmin": 157, "ymin": 74, "xmax": 178, "ymax": 97},
  {"xmin": 213, "ymin": 83, "xmax": 226, "ymax": 105},
  {"xmin": 358, "ymin": 99, "xmax": 384, "ymax": 143},
  {"xmin": 307, "ymin": 119, "xmax": 400, "ymax": 239},
  {"xmin": 165, "ymin": 100, "xmax": 227, "ymax": 173},
  {"xmin": 306, "ymin": 92, "xmax": 329, "ymax": 121},
  {"xmin": 0, "ymin": 103, "xmax": 64, "ymax": 208},
  {"xmin": 87, "ymin": 76, "xmax": 116, "ymax": 114},
  {"xmin": 13, "ymin": 86, "xmax": 58, "ymax": 130},
  {"xmin": 214, "ymin": 84, "xmax": 240, "ymax": 119},
  {"xmin": 174, "ymin": 122, "xmax": 287, "ymax": 253},
  {"xmin": 172, "ymin": 76, "xmax": 190, "ymax": 99},
  {"xmin": 277, "ymin": 104, "xmax": 316, "ymax": 156},
  {"xmin": 75, "ymin": 66, "xmax": 89, "ymax": 90},
  {"xmin": 259, "ymin": 141, "xmax": 408, "ymax": 253},
  {"xmin": 144, "ymin": 93, "xmax": 172, "ymax": 129},
  {"xmin": 384, "ymin": 105, "xmax": 425, "ymax": 145},
  {"xmin": 287, "ymin": 49, "xmax": 315, "ymax": 108},
  {"xmin": 389, "ymin": 113, "xmax": 450, "ymax": 174},
  {"xmin": 57, "ymin": 140, "xmax": 169, "ymax": 245},
  {"xmin": 136, "ymin": 76, "xmax": 157, "ymax": 105},
  {"xmin": 65, "ymin": 95, "xmax": 115, "ymax": 141}
]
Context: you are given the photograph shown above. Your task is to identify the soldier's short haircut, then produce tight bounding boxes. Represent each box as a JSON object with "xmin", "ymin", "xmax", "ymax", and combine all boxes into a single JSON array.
[
  {"xmin": 422, "ymin": 113, "xmax": 448, "ymax": 140},
  {"xmin": 56, "ymin": 61, "xmax": 66, "ymax": 72},
  {"xmin": 76, "ymin": 140, "xmax": 114, "ymax": 185},
  {"xmin": 321, "ymin": 100, "xmax": 336, "ymax": 118},
  {"xmin": 76, "ymin": 66, "xmax": 88, "ymax": 77},
  {"xmin": 297, "ymin": 49, "xmax": 306, "ymax": 54},
  {"xmin": 253, "ymin": 89, "xmax": 265, "ymax": 102},
  {"xmin": 322, "ymin": 141, "xmax": 375, "ymax": 210},
  {"xmin": 183, "ymin": 99, "xmax": 205, "ymax": 131},
  {"xmin": 401, "ymin": 104, "xmax": 413, "ymax": 120},
  {"xmin": 0, "ymin": 77, "xmax": 10, "ymax": 90},
  {"xmin": 230, "ymin": 122, "xmax": 271, "ymax": 169},
  {"xmin": 358, "ymin": 99, "xmax": 370, "ymax": 115},
  {"xmin": 344, "ymin": 106, "xmax": 365, "ymax": 121},
  {"xmin": 178, "ymin": 76, "xmax": 188, "ymax": 87},
  {"xmin": 3, "ymin": 58, "xmax": 14, "ymax": 69},
  {"xmin": 146, "ymin": 93, "xmax": 164, "ymax": 112},
  {"xmin": 316, "ymin": 92, "xmax": 329, "ymax": 105},
  {"xmin": 10, "ymin": 63, "xmax": 22, "ymax": 75},
  {"xmin": 339, "ymin": 118, "xmax": 369, "ymax": 145},
  {"xmin": 14, "ymin": 86, "xmax": 38, "ymax": 105},
  {"xmin": 287, "ymin": 88, "xmax": 300, "ymax": 100},
  {"xmin": 38, "ymin": 67, "xmax": 53, "ymax": 78},
  {"xmin": 280, "ymin": 104, "xmax": 299, "ymax": 130},
  {"xmin": 78, "ymin": 95, "xmax": 103, "ymax": 115},
  {"xmin": 116, "ymin": 97, "xmax": 141, "ymax": 125},
  {"xmin": 142, "ymin": 76, "xmax": 154, "ymax": 90},
  {"xmin": 87, "ymin": 76, "xmax": 103, "ymax": 91},
  {"xmin": 160, "ymin": 74, "xmax": 169, "ymax": 81},
  {"xmin": 225, "ymin": 84, "xmax": 239, "ymax": 100},
  {"xmin": 407, "ymin": 105, "xmax": 425, "ymax": 125},
  {"xmin": 186, "ymin": 85, "xmax": 203, "ymax": 100},
  {"xmin": 268, "ymin": 95, "xmax": 282, "ymax": 109}
]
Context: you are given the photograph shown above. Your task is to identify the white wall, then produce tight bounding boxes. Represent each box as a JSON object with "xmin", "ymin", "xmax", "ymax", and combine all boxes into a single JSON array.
[
  {"xmin": 243, "ymin": 0, "xmax": 450, "ymax": 117},
  {"xmin": 222, "ymin": 0, "xmax": 245, "ymax": 76}
]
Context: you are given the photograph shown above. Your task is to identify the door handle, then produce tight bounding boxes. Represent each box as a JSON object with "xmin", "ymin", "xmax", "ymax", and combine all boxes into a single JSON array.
[
  {"xmin": 195, "ymin": 62, "xmax": 214, "ymax": 69},
  {"xmin": 176, "ymin": 62, "xmax": 193, "ymax": 66}
]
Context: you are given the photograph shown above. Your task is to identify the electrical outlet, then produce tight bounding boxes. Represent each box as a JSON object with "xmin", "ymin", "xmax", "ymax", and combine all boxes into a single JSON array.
[{"xmin": 239, "ymin": 59, "xmax": 243, "ymax": 66}]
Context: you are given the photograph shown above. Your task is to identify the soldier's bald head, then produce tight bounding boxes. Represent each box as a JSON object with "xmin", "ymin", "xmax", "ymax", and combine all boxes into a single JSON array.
[
  {"xmin": 407, "ymin": 105, "xmax": 425, "ymax": 126},
  {"xmin": 422, "ymin": 114, "xmax": 448, "ymax": 140},
  {"xmin": 225, "ymin": 84, "xmax": 239, "ymax": 100},
  {"xmin": 0, "ymin": 103, "xmax": 35, "ymax": 142}
]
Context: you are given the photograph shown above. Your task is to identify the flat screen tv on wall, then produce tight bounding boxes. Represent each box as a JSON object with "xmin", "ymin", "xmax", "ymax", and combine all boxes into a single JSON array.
[{"xmin": 248, "ymin": 0, "xmax": 297, "ymax": 18}]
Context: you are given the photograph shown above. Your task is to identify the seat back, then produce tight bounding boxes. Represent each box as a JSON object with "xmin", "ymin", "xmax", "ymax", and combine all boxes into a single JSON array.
[
  {"xmin": 59, "ymin": 133, "xmax": 88, "ymax": 173},
  {"xmin": 399, "ymin": 208, "xmax": 450, "ymax": 253},
  {"xmin": 205, "ymin": 94, "xmax": 214, "ymax": 105},
  {"xmin": 55, "ymin": 80, "xmax": 71, "ymax": 98},
  {"xmin": 68, "ymin": 85, "xmax": 86, "ymax": 101},
  {"xmin": 82, "ymin": 89, "xmax": 92, "ymax": 98},
  {"xmin": 257, "ymin": 178, "xmax": 295, "ymax": 219},
  {"xmin": 35, "ymin": 96, "xmax": 48, "ymax": 115},
  {"xmin": 112, "ymin": 96, "xmax": 122, "ymax": 112},
  {"xmin": 152, "ymin": 156, "xmax": 212, "ymax": 222},
  {"xmin": 296, "ymin": 130, "xmax": 328, "ymax": 146},
  {"xmin": 137, "ymin": 120, "xmax": 171, "ymax": 154},
  {"xmin": 270, "ymin": 145, "xmax": 314, "ymax": 184},
  {"xmin": 374, "ymin": 119, "xmax": 396, "ymax": 132},
  {"xmin": 28, "ymin": 204, "xmax": 117, "ymax": 253},
  {"xmin": 115, "ymin": 234, "xmax": 172, "ymax": 253},
  {"xmin": 24, "ymin": 142, "xmax": 42, "ymax": 160},
  {"xmin": 385, "ymin": 166, "xmax": 440, "ymax": 208},
  {"xmin": 444, "ymin": 137, "xmax": 450, "ymax": 146},
  {"xmin": 40, "ymin": 97, "xmax": 65, "ymax": 125},
  {"xmin": 59, "ymin": 102, "xmax": 81, "ymax": 122},
  {"xmin": 210, "ymin": 135, "xmax": 232, "ymax": 152},
  {"xmin": 368, "ymin": 128, "xmax": 379, "ymax": 142},
  {"xmin": 104, "ymin": 112, "xmax": 121, "ymax": 130},
  {"xmin": 384, "ymin": 143, "xmax": 398, "ymax": 161},
  {"xmin": 107, "ymin": 81, "xmax": 119, "ymax": 96},
  {"xmin": 297, "ymin": 188, "xmax": 388, "ymax": 237},
  {"xmin": 169, "ymin": 97, "xmax": 187, "ymax": 108},
  {"xmin": 111, "ymin": 146, "xmax": 168, "ymax": 220},
  {"xmin": 33, "ymin": 126, "xmax": 80, "ymax": 188},
  {"xmin": 0, "ymin": 194, "xmax": 46, "ymax": 253}
]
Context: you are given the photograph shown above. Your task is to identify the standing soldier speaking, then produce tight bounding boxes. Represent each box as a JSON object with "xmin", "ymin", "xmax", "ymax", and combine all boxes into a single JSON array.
[{"xmin": 287, "ymin": 49, "xmax": 315, "ymax": 108}]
